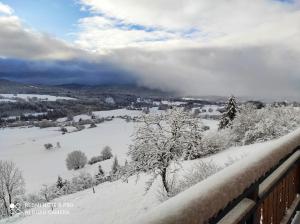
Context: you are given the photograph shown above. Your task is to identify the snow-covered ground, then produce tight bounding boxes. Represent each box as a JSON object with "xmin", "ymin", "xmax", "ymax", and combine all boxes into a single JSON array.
[
  {"xmin": 0, "ymin": 94, "xmax": 76, "ymax": 101},
  {"xmin": 0, "ymin": 107, "xmax": 220, "ymax": 224},
  {"xmin": 0, "ymin": 119, "xmax": 133, "ymax": 193},
  {"xmin": 0, "ymin": 114, "xmax": 218, "ymax": 193},
  {"xmin": 2, "ymin": 142, "xmax": 253, "ymax": 224}
]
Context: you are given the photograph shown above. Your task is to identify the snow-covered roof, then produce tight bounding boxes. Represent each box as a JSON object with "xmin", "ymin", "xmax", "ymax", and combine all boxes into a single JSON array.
[{"xmin": 134, "ymin": 128, "xmax": 300, "ymax": 224}]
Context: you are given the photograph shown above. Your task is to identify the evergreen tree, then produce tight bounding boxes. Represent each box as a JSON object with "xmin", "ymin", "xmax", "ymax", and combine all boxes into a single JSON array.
[
  {"xmin": 56, "ymin": 176, "xmax": 64, "ymax": 189},
  {"xmin": 219, "ymin": 95, "xmax": 238, "ymax": 129},
  {"xmin": 95, "ymin": 165, "xmax": 105, "ymax": 183},
  {"xmin": 111, "ymin": 156, "xmax": 120, "ymax": 175},
  {"xmin": 98, "ymin": 165, "xmax": 105, "ymax": 176}
]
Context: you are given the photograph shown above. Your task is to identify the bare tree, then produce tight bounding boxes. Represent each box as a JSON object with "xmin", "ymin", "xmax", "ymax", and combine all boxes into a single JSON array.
[{"xmin": 0, "ymin": 161, "xmax": 25, "ymax": 216}]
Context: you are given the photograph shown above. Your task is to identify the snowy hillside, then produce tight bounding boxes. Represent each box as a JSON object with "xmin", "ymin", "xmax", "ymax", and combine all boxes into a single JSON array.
[{"xmin": 3, "ymin": 143, "xmax": 251, "ymax": 224}]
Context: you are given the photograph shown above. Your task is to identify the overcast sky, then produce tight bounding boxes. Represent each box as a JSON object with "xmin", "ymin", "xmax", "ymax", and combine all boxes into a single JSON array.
[{"xmin": 0, "ymin": 0, "xmax": 300, "ymax": 100}]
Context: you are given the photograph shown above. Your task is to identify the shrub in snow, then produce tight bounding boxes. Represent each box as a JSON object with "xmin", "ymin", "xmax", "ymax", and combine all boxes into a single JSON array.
[
  {"xmin": 38, "ymin": 120, "xmax": 56, "ymax": 128},
  {"xmin": 229, "ymin": 104, "xmax": 300, "ymax": 145},
  {"xmin": 66, "ymin": 115, "xmax": 73, "ymax": 121},
  {"xmin": 56, "ymin": 142, "xmax": 61, "ymax": 148},
  {"xmin": 142, "ymin": 107, "xmax": 150, "ymax": 114},
  {"xmin": 39, "ymin": 184, "xmax": 59, "ymax": 202},
  {"xmin": 200, "ymin": 130, "xmax": 233, "ymax": 156},
  {"xmin": 166, "ymin": 161, "xmax": 223, "ymax": 198},
  {"xmin": 25, "ymin": 193, "xmax": 44, "ymax": 205},
  {"xmin": 66, "ymin": 150, "xmax": 87, "ymax": 170},
  {"xmin": 89, "ymin": 123, "xmax": 97, "ymax": 128},
  {"xmin": 95, "ymin": 165, "xmax": 105, "ymax": 184},
  {"xmin": 193, "ymin": 108, "xmax": 200, "ymax": 117},
  {"xmin": 75, "ymin": 125, "xmax": 85, "ymax": 131},
  {"xmin": 44, "ymin": 143, "xmax": 53, "ymax": 150},
  {"xmin": 101, "ymin": 146, "xmax": 113, "ymax": 160},
  {"xmin": 71, "ymin": 172, "xmax": 94, "ymax": 191},
  {"xmin": 60, "ymin": 127, "xmax": 68, "ymax": 134},
  {"xmin": 56, "ymin": 176, "xmax": 64, "ymax": 189},
  {"xmin": 128, "ymin": 107, "xmax": 205, "ymax": 194},
  {"xmin": 88, "ymin": 156, "xmax": 103, "ymax": 165},
  {"xmin": 0, "ymin": 161, "xmax": 25, "ymax": 217},
  {"xmin": 219, "ymin": 95, "xmax": 238, "ymax": 129}
]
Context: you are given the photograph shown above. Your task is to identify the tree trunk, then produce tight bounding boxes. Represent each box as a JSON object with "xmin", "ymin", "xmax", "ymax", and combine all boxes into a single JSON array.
[
  {"xmin": 8, "ymin": 193, "xmax": 12, "ymax": 216},
  {"xmin": 2, "ymin": 198, "xmax": 9, "ymax": 217},
  {"xmin": 161, "ymin": 168, "xmax": 169, "ymax": 194}
]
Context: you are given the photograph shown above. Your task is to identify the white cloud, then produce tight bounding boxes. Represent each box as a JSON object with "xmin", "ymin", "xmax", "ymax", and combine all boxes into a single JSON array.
[
  {"xmin": 0, "ymin": 2, "xmax": 13, "ymax": 15},
  {"xmin": 75, "ymin": 16, "xmax": 188, "ymax": 53},
  {"xmin": 0, "ymin": 3, "xmax": 91, "ymax": 60},
  {"xmin": 78, "ymin": 0, "xmax": 299, "ymax": 46}
]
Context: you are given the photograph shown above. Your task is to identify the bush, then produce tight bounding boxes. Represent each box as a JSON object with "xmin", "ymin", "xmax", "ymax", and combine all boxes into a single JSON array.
[
  {"xmin": 88, "ymin": 156, "xmax": 103, "ymax": 165},
  {"xmin": 166, "ymin": 161, "xmax": 222, "ymax": 198},
  {"xmin": 229, "ymin": 105, "xmax": 300, "ymax": 145},
  {"xmin": 66, "ymin": 150, "xmax": 87, "ymax": 170},
  {"xmin": 75, "ymin": 125, "xmax": 85, "ymax": 131},
  {"xmin": 39, "ymin": 120, "xmax": 56, "ymax": 128},
  {"xmin": 61, "ymin": 127, "xmax": 68, "ymax": 134},
  {"xmin": 44, "ymin": 143, "xmax": 53, "ymax": 150},
  {"xmin": 89, "ymin": 123, "xmax": 97, "ymax": 128},
  {"xmin": 71, "ymin": 172, "xmax": 94, "ymax": 191},
  {"xmin": 101, "ymin": 146, "xmax": 113, "ymax": 160}
]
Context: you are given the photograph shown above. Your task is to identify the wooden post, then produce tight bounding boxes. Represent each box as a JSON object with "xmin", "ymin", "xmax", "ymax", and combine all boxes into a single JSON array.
[{"xmin": 246, "ymin": 185, "xmax": 260, "ymax": 224}]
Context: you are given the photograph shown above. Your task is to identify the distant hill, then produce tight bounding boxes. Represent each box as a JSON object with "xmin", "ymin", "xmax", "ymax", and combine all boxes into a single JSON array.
[{"xmin": 0, "ymin": 79, "xmax": 172, "ymax": 99}]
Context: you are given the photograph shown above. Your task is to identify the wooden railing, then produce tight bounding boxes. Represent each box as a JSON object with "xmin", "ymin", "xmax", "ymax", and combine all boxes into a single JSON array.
[
  {"xmin": 135, "ymin": 131, "xmax": 300, "ymax": 224},
  {"xmin": 214, "ymin": 148, "xmax": 300, "ymax": 224}
]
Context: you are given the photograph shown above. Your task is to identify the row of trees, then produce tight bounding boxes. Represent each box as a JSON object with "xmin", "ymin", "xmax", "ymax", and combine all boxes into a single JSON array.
[{"xmin": 127, "ymin": 96, "xmax": 300, "ymax": 195}]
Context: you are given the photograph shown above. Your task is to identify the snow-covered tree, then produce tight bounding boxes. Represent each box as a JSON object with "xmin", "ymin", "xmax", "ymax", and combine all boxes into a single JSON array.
[
  {"xmin": 219, "ymin": 95, "xmax": 238, "ymax": 129},
  {"xmin": 0, "ymin": 161, "xmax": 25, "ymax": 216},
  {"xmin": 230, "ymin": 104, "xmax": 300, "ymax": 145},
  {"xmin": 66, "ymin": 150, "xmax": 87, "ymax": 170},
  {"xmin": 101, "ymin": 146, "xmax": 113, "ymax": 160},
  {"xmin": 71, "ymin": 172, "xmax": 94, "ymax": 192},
  {"xmin": 95, "ymin": 165, "xmax": 105, "ymax": 184},
  {"xmin": 128, "ymin": 107, "xmax": 204, "ymax": 194},
  {"xmin": 56, "ymin": 176, "xmax": 64, "ymax": 189},
  {"xmin": 111, "ymin": 156, "xmax": 120, "ymax": 175}
]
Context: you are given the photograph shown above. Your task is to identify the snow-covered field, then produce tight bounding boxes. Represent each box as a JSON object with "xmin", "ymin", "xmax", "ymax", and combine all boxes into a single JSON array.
[
  {"xmin": 0, "ymin": 119, "xmax": 133, "ymax": 193},
  {"xmin": 1, "ymin": 143, "xmax": 252, "ymax": 224},
  {"xmin": 0, "ymin": 94, "xmax": 76, "ymax": 101},
  {"xmin": 0, "ymin": 107, "xmax": 221, "ymax": 224},
  {"xmin": 0, "ymin": 114, "xmax": 218, "ymax": 193}
]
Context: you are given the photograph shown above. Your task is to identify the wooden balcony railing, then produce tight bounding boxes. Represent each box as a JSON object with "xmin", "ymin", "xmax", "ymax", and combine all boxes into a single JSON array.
[
  {"xmin": 135, "ymin": 129, "xmax": 300, "ymax": 224},
  {"xmin": 215, "ymin": 148, "xmax": 300, "ymax": 224}
]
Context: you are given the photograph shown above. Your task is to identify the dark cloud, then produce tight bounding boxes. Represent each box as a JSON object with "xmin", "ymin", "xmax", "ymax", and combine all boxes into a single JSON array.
[
  {"xmin": 110, "ymin": 45, "xmax": 300, "ymax": 101},
  {"xmin": 0, "ymin": 58, "xmax": 136, "ymax": 85}
]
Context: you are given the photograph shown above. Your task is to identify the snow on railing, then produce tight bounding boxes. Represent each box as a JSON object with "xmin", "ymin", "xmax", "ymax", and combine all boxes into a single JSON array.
[{"xmin": 134, "ymin": 128, "xmax": 300, "ymax": 224}]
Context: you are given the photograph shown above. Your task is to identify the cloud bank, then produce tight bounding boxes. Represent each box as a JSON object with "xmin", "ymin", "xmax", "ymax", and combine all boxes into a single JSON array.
[{"xmin": 1, "ymin": 0, "xmax": 300, "ymax": 100}]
